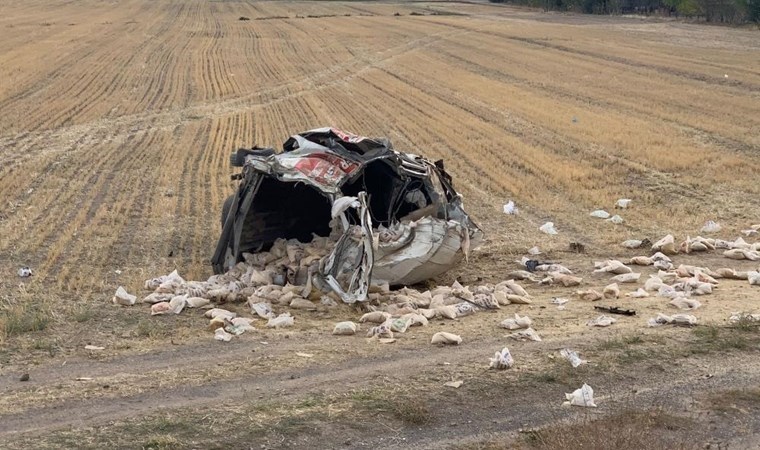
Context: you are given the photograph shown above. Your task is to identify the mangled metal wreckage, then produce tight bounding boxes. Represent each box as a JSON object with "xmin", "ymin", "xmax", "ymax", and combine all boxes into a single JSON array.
[{"xmin": 212, "ymin": 128, "xmax": 482, "ymax": 304}]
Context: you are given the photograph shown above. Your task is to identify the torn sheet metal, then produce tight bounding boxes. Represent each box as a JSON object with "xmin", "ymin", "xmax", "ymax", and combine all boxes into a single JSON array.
[{"xmin": 212, "ymin": 127, "xmax": 483, "ymax": 302}]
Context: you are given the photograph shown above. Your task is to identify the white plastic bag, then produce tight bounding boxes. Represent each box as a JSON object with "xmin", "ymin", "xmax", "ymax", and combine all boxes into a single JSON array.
[
  {"xmin": 499, "ymin": 314, "xmax": 532, "ymax": 330},
  {"xmin": 606, "ymin": 214, "xmax": 624, "ymax": 224},
  {"xmin": 590, "ymin": 210, "xmax": 610, "ymax": 219},
  {"xmin": 503, "ymin": 200, "xmax": 518, "ymax": 215},
  {"xmin": 701, "ymin": 220, "xmax": 721, "ymax": 234},
  {"xmin": 560, "ymin": 349, "xmax": 587, "ymax": 368},
  {"xmin": 615, "ymin": 199, "xmax": 632, "ymax": 209},
  {"xmin": 267, "ymin": 313, "xmax": 294, "ymax": 328},
  {"xmin": 17, "ymin": 267, "xmax": 33, "ymax": 277},
  {"xmin": 431, "ymin": 332, "xmax": 462, "ymax": 345},
  {"xmin": 250, "ymin": 302, "xmax": 275, "ymax": 319},
  {"xmin": 539, "ymin": 222, "xmax": 558, "ymax": 235},
  {"xmin": 564, "ymin": 383, "xmax": 597, "ymax": 407},
  {"xmin": 489, "ymin": 347, "xmax": 514, "ymax": 370},
  {"xmin": 214, "ymin": 328, "xmax": 233, "ymax": 342},
  {"xmin": 587, "ymin": 315, "xmax": 616, "ymax": 327},
  {"xmin": 333, "ymin": 321, "xmax": 358, "ymax": 335},
  {"xmin": 509, "ymin": 327, "xmax": 542, "ymax": 342},
  {"xmin": 112, "ymin": 286, "xmax": 137, "ymax": 306}
]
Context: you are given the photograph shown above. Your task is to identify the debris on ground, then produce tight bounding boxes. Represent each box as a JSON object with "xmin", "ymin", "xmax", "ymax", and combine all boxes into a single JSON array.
[
  {"xmin": 112, "ymin": 286, "xmax": 137, "ymax": 306},
  {"xmin": 576, "ymin": 289, "xmax": 603, "ymax": 301},
  {"xmin": 444, "ymin": 380, "xmax": 464, "ymax": 388},
  {"xmin": 669, "ymin": 297, "xmax": 701, "ymax": 310},
  {"xmin": 539, "ymin": 222, "xmax": 558, "ymax": 235},
  {"xmin": 606, "ymin": 214, "xmax": 624, "ymax": 224},
  {"xmin": 214, "ymin": 328, "xmax": 233, "ymax": 342},
  {"xmin": 564, "ymin": 383, "xmax": 596, "ymax": 407},
  {"xmin": 647, "ymin": 313, "xmax": 697, "ymax": 327},
  {"xmin": 701, "ymin": 220, "xmax": 721, "ymax": 234},
  {"xmin": 528, "ymin": 246, "xmax": 541, "ymax": 255},
  {"xmin": 333, "ymin": 321, "xmax": 359, "ymax": 335},
  {"xmin": 590, "ymin": 210, "xmax": 610, "ymax": 219},
  {"xmin": 509, "ymin": 327, "xmax": 541, "ymax": 341},
  {"xmin": 84, "ymin": 345, "xmax": 105, "ymax": 351},
  {"xmin": 615, "ymin": 198, "xmax": 632, "ymax": 209},
  {"xmin": 594, "ymin": 306, "xmax": 635, "ymax": 316},
  {"xmin": 499, "ymin": 314, "xmax": 532, "ymax": 330},
  {"xmin": 729, "ymin": 312, "xmax": 760, "ymax": 323},
  {"xmin": 652, "ymin": 234, "xmax": 677, "ymax": 255},
  {"xmin": 560, "ymin": 349, "xmax": 587, "ymax": 368},
  {"xmin": 621, "ymin": 239, "xmax": 646, "ymax": 249},
  {"xmin": 19, "ymin": 373, "xmax": 29, "ymax": 382},
  {"xmin": 503, "ymin": 200, "xmax": 518, "ymax": 215},
  {"xmin": 489, "ymin": 347, "xmax": 514, "ymax": 370},
  {"xmin": 626, "ymin": 288, "xmax": 650, "ymax": 298},
  {"xmin": 749, "ymin": 271, "xmax": 760, "ymax": 286},
  {"xmin": 603, "ymin": 283, "xmax": 620, "ymax": 299},
  {"xmin": 587, "ymin": 315, "xmax": 617, "ymax": 327},
  {"xmin": 17, "ymin": 266, "xmax": 33, "ymax": 277},
  {"xmin": 431, "ymin": 332, "xmax": 462, "ymax": 345},
  {"xmin": 594, "ymin": 260, "xmax": 632, "ymax": 274},
  {"xmin": 267, "ymin": 313, "xmax": 294, "ymax": 328},
  {"xmin": 610, "ymin": 272, "xmax": 641, "ymax": 283}
]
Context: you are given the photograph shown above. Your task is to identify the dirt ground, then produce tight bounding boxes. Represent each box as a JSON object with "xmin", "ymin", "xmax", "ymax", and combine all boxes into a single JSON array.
[{"xmin": 1, "ymin": 1, "xmax": 759, "ymax": 449}]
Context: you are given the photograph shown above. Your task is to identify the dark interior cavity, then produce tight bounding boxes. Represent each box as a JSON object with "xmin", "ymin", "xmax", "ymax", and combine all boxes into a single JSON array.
[
  {"xmin": 341, "ymin": 160, "xmax": 410, "ymax": 227},
  {"xmin": 239, "ymin": 178, "xmax": 332, "ymax": 253}
]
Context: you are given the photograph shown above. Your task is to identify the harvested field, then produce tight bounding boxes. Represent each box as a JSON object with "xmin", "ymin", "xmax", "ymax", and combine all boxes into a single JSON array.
[{"xmin": 1, "ymin": 1, "xmax": 759, "ymax": 448}]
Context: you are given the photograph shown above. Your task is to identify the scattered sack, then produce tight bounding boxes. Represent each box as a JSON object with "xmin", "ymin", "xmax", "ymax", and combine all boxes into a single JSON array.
[
  {"xmin": 539, "ymin": 222, "xmax": 558, "ymax": 235},
  {"xmin": 621, "ymin": 239, "xmax": 644, "ymax": 249},
  {"xmin": 560, "ymin": 349, "xmax": 587, "ymax": 368},
  {"xmin": 509, "ymin": 327, "xmax": 541, "ymax": 342},
  {"xmin": 615, "ymin": 199, "xmax": 632, "ymax": 209},
  {"xmin": 648, "ymin": 313, "xmax": 697, "ymax": 327},
  {"xmin": 360, "ymin": 311, "xmax": 391, "ymax": 323},
  {"xmin": 528, "ymin": 246, "xmax": 541, "ymax": 255},
  {"xmin": 669, "ymin": 297, "xmax": 701, "ymax": 310},
  {"xmin": 333, "ymin": 321, "xmax": 358, "ymax": 335},
  {"xmin": 431, "ymin": 332, "xmax": 462, "ymax": 345},
  {"xmin": 729, "ymin": 312, "xmax": 760, "ymax": 324},
  {"xmin": 204, "ymin": 308, "xmax": 236, "ymax": 320},
  {"xmin": 499, "ymin": 314, "xmax": 532, "ymax": 330},
  {"xmin": 503, "ymin": 200, "xmax": 518, "ymax": 215},
  {"xmin": 168, "ymin": 295, "xmax": 186, "ymax": 314},
  {"xmin": 603, "ymin": 283, "xmax": 620, "ymax": 299},
  {"xmin": 593, "ymin": 260, "xmax": 632, "ymax": 275},
  {"xmin": 290, "ymin": 297, "xmax": 316, "ymax": 310},
  {"xmin": 113, "ymin": 286, "xmax": 137, "ymax": 306},
  {"xmin": 606, "ymin": 215, "xmax": 624, "ymax": 224},
  {"xmin": 367, "ymin": 324, "xmax": 393, "ymax": 339},
  {"xmin": 610, "ymin": 272, "xmax": 641, "ymax": 284},
  {"xmin": 151, "ymin": 302, "xmax": 171, "ymax": 315},
  {"xmin": 749, "ymin": 271, "xmax": 760, "ymax": 286},
  {"xmin": 576, "ymin": 290, "xmax": 602, "ymax": 301},
  {"xmin": 17, "ymin": 267, "xmax": 33, "ymax": 277},
  {"xmin": 214, "ymin": 328, "xmax": 233, "ymax": 342},
  {"xmin": 489, "ymin": 347, "xmax": 514, "ymax": 370},
  {"xmin": 444, "ymin": 380, "xmax": 464, "ymax": 388},
  {"xmin": 186, "ymin": 297, "xmax": 211, "ymax": 308},
  {"xmin": 587, "ymin": 315, "xmax": 616, "ymax": 327},
  {"xmin": 701, "ymin": 220, "xmax": 721, "ymax": 234},
  {"xmin": 267, "ymin": 313, "xmax": 294, "ymax": 328},
  {"xmin": 626, "ymin": 288, "xmax": 650, "ymax": 298},
  {"xmin": 390, "ymin": 318, "xmax": 411, "ymax": 333},
  {"xmin": 564, "ymin": 383, "xmax": 597, "ymax": 407},
  {"xmin": 590, "ymin": 210, "xmax": 610, "ymax": 219},
  {"xmin": 652, "ymin": 234, "xmax": 677, "ymax": 255},
  {"xmin": 250, "ymin": 302, "xmax": 275, "ymax": 319}
]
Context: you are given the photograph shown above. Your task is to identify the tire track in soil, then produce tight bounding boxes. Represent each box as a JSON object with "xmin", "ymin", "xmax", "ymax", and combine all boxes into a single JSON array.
[
  {"xmin": 2, "ymin": 336, "xmax": 759, "ymax": 444},
  {"xmin": 418, "ymin": 16, "xmax": 760, "ymax": 93},
  {"xmin": 425, "ymin": 36, "xmax": 759, "ymax": 155}
]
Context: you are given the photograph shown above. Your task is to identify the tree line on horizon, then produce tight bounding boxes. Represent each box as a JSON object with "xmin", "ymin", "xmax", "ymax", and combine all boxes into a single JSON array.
[{"xmin": 490, "ymin": 0, "xmax": 760, "ymax": 23}]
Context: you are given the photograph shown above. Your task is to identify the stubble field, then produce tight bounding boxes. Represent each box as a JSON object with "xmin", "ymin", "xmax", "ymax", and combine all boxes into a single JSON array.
[{"xmin": 1, "ymin": 1, "xmax": 759, "ymax": 448}]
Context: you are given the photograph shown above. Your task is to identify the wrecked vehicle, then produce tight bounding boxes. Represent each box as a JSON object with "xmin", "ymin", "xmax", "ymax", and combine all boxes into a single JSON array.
[{"xmin": 212, "ymin": 128, "xmax": 482, "ymax": 303}]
